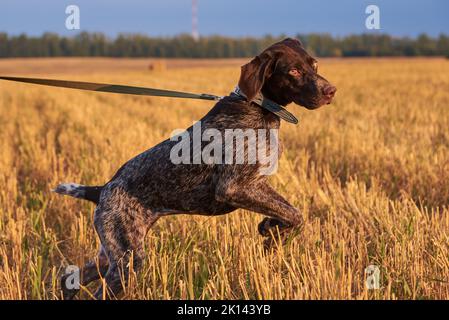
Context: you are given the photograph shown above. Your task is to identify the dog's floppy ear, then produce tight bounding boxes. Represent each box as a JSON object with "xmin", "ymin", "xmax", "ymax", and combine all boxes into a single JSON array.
[{"xmin": 238, "ymin": 51, "xmax": 276, "ymax": 102}]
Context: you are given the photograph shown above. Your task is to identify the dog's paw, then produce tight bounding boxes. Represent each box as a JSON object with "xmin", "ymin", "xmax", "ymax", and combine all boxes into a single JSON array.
[
  {"xmin": 60, "ymin": 274, "xmax": 79, "ymax": 300},
  {"xmin": 258, "ymin": 217, "xmax": 287, "ymax": 237}
]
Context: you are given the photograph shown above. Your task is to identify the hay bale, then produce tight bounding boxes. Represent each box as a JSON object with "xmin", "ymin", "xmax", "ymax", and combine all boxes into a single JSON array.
[{"xmin": 148, "ymin": 60, "xmax": 167, "ymax": 72}]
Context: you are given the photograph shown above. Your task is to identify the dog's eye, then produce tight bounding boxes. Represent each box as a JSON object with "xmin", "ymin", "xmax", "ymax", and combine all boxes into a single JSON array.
[{"xmin": 289, "ymin": 69, "xmax": 301, "ymax": 77}]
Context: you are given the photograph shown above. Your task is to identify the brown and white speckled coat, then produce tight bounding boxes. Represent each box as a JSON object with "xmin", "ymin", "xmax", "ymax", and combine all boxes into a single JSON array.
[{"xmin": 55, "ymin": 38, "xmax": 336, "ymax": 299}]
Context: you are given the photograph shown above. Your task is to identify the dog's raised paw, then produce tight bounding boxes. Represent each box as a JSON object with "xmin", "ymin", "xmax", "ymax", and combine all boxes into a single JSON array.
[{"xmin": 258, "ymin": 217, "xmax": 287, "ymax": 237}]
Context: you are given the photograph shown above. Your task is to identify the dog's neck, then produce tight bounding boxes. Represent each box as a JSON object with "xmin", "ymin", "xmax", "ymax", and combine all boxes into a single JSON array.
[{"xmin": 232, "ymin": 86, "xmax": 298, "ymax": 124}]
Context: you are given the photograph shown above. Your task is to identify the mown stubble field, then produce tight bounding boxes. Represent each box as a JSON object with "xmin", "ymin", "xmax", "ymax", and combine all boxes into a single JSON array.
[{"xmin": 0, "ymin": 57, "xmax": 448, "ymax": 299}]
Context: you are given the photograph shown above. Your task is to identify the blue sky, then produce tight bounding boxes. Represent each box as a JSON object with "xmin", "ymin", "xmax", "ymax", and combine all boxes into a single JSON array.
[{"xmin": 0, "ymin": 0, "xmax": 448, "ymax": 37}]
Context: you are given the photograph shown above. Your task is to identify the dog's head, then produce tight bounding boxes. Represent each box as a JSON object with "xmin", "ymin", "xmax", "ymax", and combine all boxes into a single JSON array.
[{"xmin": 238, "ymin": 38, "xmax": 336, "ymax": 109}]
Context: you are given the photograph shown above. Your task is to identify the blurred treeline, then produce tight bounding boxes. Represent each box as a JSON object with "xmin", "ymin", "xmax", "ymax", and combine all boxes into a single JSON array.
[{"xmin": 1, "ymin": 32, "xmax": 449, "ymax": 58}]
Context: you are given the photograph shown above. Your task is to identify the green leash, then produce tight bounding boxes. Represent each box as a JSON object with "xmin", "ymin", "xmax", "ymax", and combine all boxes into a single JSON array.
[
  {"xmin": 0, "ymin": 76, "xmax": 298, "ymax": 124},
  {"xmin": 0, "ymin": 76, "xmax": 221, "ymax": 101}
]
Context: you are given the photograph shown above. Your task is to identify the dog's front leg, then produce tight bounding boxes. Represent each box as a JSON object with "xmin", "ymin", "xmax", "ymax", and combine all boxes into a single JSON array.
[{"xmin": 215, "ymin": 178, "xmax": 303, "ymax": 248}]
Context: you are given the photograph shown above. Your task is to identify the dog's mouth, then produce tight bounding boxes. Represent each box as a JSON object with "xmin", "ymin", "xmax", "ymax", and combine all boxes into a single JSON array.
[
  {"xmin": 310, "ymin": 92, "xmax": 336, "ymax": 108},
  {"xmin": 322, "ymin": 96, "xmax": 334, "ymax": 105},
  {"xmin": 296, "ymin": 98, "xmax": 330, "ymax": 110},
  {"xmin": 293, "ymin": 91, "xmax": 336, "ymax": 109}
]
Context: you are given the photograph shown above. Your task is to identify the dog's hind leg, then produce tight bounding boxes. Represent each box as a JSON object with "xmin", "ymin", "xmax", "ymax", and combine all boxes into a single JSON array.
[
  {"xmin": 61, "ymin": 246, "xmax": 109, "ymax": 300},
  {"xmin": 81, "ymin": 246, "xmax": 109, "ymax": 285},
  {"xmin": 92, "ymin": 199, "xmax": 157, "ymax": 300}
]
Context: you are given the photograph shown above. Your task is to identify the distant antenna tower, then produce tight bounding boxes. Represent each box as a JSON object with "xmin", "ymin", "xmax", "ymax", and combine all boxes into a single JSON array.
[{"xmin": 192, "ymin": 0, "xmax": 199, "ymax": 41}]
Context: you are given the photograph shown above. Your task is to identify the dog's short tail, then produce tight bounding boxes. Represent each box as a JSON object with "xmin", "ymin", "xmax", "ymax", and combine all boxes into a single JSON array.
[{"xmin": 53, "ymin": 183, "xmax": 103, "ymax": 204}]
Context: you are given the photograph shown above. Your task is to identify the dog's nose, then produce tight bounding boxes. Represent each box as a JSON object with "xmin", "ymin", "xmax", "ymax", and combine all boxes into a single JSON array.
[{"xmin": 323, "ymin": 85, "xmax": 337, "ymax": 98}]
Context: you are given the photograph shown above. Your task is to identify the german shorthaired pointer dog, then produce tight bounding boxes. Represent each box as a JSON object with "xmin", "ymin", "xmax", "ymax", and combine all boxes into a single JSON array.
[{"xmin": 55, "ymin": 38, "xmax": 336, "ymax": 299}]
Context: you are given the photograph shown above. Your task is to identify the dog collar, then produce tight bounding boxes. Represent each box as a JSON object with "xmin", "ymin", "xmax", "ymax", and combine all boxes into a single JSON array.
[{"xmin": 232, "ymin": 86, "xmax": 298, "ymax": 124}]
